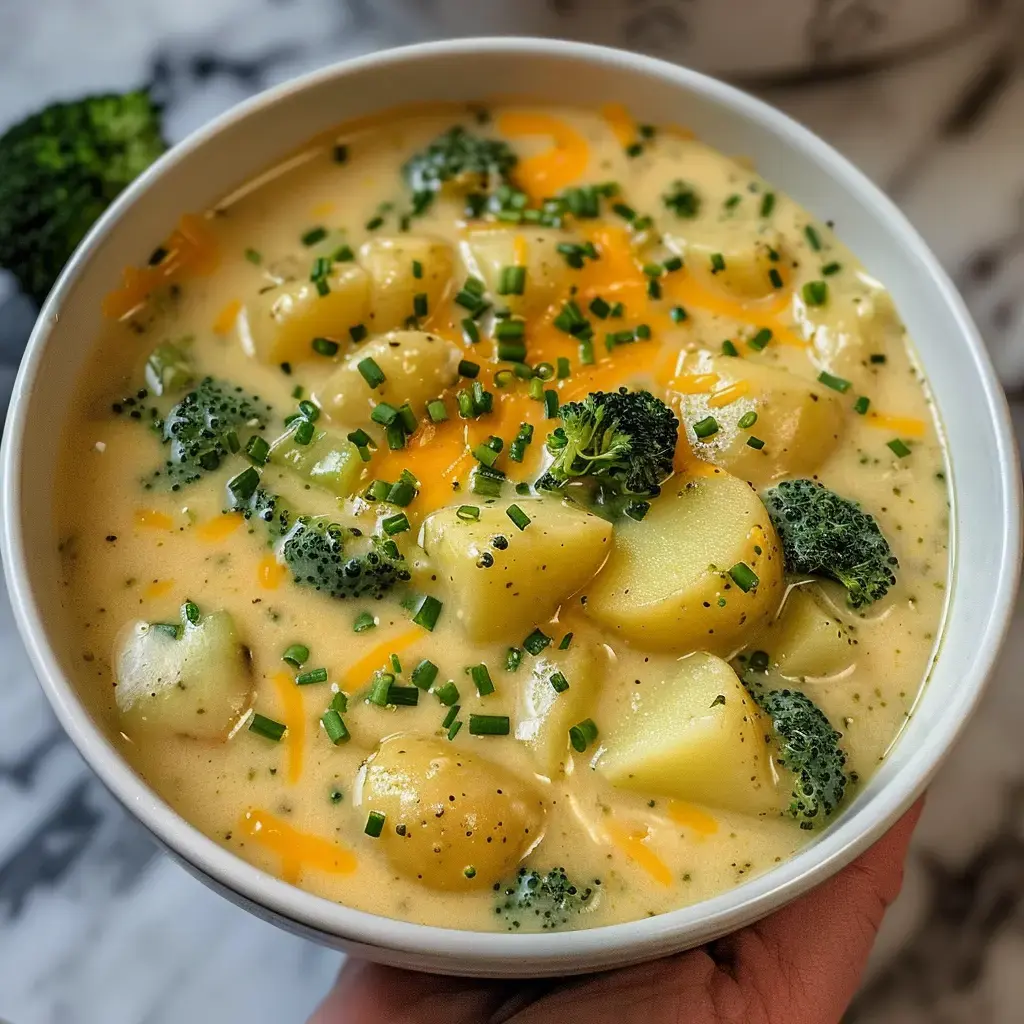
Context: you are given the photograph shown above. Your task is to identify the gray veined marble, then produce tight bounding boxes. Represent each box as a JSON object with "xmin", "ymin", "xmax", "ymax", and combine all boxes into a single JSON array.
[{"xmin": 1, "ymin": 2, "xmax": 1024, "ymax": 1022}]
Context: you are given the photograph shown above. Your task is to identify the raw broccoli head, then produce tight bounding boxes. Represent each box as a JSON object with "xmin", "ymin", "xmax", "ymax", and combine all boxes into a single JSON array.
[
  {"xmin": 537, "ymin": 388, "xmax": 679, "ymax": 504},
  {"xmin": 762, "ymin": 478, "xmax": 898, "ymax": 609},
  {"xmin": 753, "ymin": 686, "xmax": 849, "ymax": 827},
  {"xmin": 0, "ymin": 90, "xmax": 166, "ymax": 304},
  {"xmin": 493, "ymin": 867, "xmax": 599, "ymax": 931},
  {"xmin": 403, "ymin": 126, "xmax": 517, "ymax": 213},
  {"xmin": 156, "ymin": 378, "xmax": 271, "ymax": 489}
]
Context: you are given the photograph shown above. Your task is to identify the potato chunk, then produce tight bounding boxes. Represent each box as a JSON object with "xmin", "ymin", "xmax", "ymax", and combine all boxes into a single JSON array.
[
  {"xmin": 114, "ymin": 611, "xmax": 253, "ymax": 740},
  {"xmin": 598, "ymin": 652, "xmax": 782, "ymax": 816},
  {"xmin": 757, "ymin": 586, "xmax": 857, "ymax": 680},
  {"xmin": 244, "ymin": 263, "xmax": 370, "ymax": 366},
  {"xmin": 316, "ymin": 330, "xmax": 461, "ymax": 427},
  {"xmin": 358, "ymin": 735, "xmax": 544, "ymax": 890},
  {"xmin": 462, "ymin": 227, "xmax": 578, "ymax": 318},
  {"xmin": 515, "ymin": 643, "xmax": 603, "ymax": 776},
  {"xmin": 583, "ymin": 470, "xmax": 782, "ymax": 654},
  {"xmin": 359, "ymin": 236, "xmax": 454, "ymax": 333},
  {"xmin": 675, "ymin": 354, "xmax": 844, "ymax": 486},
  {"xmin": 268, "ymin": 423, "xmax": 364, "ymax": 498},
  {"xmin": 421, "ymin": 498, "xmax": 613, "ymax": 643}
]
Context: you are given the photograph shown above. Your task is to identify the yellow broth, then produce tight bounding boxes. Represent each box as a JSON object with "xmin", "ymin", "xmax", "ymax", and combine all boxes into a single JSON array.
[{"xmin": 55, "ymin": 103, "xmax": 949, "ymax": 931}]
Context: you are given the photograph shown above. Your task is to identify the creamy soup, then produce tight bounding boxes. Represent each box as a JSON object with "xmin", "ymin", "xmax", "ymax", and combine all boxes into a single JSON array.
[{"xmin": 56, "ymin": 102, "xmax": 949, "ymax": 932}]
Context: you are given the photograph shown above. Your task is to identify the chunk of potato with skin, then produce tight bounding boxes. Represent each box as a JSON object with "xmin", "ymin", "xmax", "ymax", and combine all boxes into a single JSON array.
[
  {"xmin": 268, "ymin": 423, "xmax": 364, "ymax": 498},
  {"xmin": 462, "ymin": 227, "xmax": 579, "ymax": 318},
  {"xmin": 114, "ymin": 611, "xmax": 253, "ymax": 740},
  {"xmin": 357, "ymin": 735, "xmax": 544, "ymax": 890},
  {"xmin": 583, "ymin": 470, "xmax": 783, "ymax": 654},
  {"xmin": 359, "ymin": 236, "xmax": 454, "ymax": 333},
  {"xmin": 597, "ymin": 652, "xmax": 783, "ymax": 816},
  {"xmin": 515, "ymin": 643, "xmax": 603, "ymax": 776},
  {"xmin": 421, "ymin": 498, "xmax": 613, "ymax": 643},
  {"xmin": 316, "ymin": 330, "xmax": 461, "ymax": 427},
  {"xmin": 675, "ymin": 353, "xmax": 844, "ymax": 486},
  {"xmin": 756, "ymin": 585, "xmax": 857, "ymax": 680},
  {"xmin": 244, "ymin": 263, "xmax": 370, "ymax": 366}
]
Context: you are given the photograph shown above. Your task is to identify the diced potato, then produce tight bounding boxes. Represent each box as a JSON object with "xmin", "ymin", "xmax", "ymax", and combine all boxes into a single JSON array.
[
  {"xmin": 462, "ymin": 227, "xmax": 578, "ymax": 318},
  {"xmin": 583, "ymin": 470, "xmax": 783, "ymax": 654},
  {"xmin": 516, "ymin": 643, "xmax": 603, "ymax": 776},
  {"xmin": 598, "ymin": 652, "xmax": 782, "ymax": 816},
  {"xmin": 244, "ymin": 263, "xmax": 370, "ymax": 366},
  {"xmin": 422, "ymin": 498, "xmax": 613, "ymax": 643},
  {"xmin": 674, "ymin": 353, "xmax": 844, "ymax": 486},
  {"xmin": 114, "ymin": 611, "xmax": 253, "ymax": 740},
  {"xmin": 358, "ymin": 735, "xmax": 544, "ymax": 890},
  {"xmin": 316, "ymin": 330, "xmax": 461, "ymax": 427},
  {"xmin": 268, "ymin": 423, "xmax": 364, "ymax": 498},
  {"xmin": 359, "ymin": 236, "xmax": 454, "ymax": 332},
  {"xmin": 756, "ymin": 586, "xmax": 857, "ymax": 680},
  {"xmin": 674, "ymin": 228, "xmax": 785, "ymax": 301}
]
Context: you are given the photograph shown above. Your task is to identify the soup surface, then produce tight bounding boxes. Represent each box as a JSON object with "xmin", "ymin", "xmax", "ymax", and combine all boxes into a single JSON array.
[{"xmin": 56, "ymin": 102, "xmax": 950, "ymax": 932}]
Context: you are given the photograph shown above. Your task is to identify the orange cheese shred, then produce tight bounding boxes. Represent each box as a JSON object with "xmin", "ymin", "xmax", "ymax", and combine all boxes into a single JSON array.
[
  {"xmin": 271, "ymin": 671, "xmax": 306, "ymax": 786},
  {"xmin": 866, "ymin": 411, "xmax": 927, "ymax": 439},
  {"xmin": 258, "ymin": 554, "xmax": 288, "ymax": 590},
  {"xmin": 608, "ymin": 822, "xmax": 674, "ymax": 886},
  {"xmin": 240, "ymin": 808, "xmax": 356, "ymax": 884},
  {"xmin": 498, "ymin": 112, "xmax": 590, "ymax": 201},
  {"xmin": 601, "ymin": 102, "xmax": 637, "ymax": 147},
  {"xmin": 196, "ymin": 513, "xmax": 243, "ymax": 543},
  {"xmin": 213, "ymin": 299, "xmax": 242, "ymax": 336},
  {"xmin": 670, "ymin": 373, "xmax": 720, "ymax": 395},
  {"xmin": 134, "ymin": 509, "xmax": 174, "ymax": 531},
  {"xmin": 707, "ymin": 380, "xmax": 752, "ymax": 408},
  {"xmin": 345, "ymin": 628, "xmax": 423, "ymax": 688},
  {"xmin": 142, "ymin": 579, "xmax": 175, "ymax": 599},
  {"xmin": 667, "ymin": 801, "xmax": 719, "ymax": 836}
]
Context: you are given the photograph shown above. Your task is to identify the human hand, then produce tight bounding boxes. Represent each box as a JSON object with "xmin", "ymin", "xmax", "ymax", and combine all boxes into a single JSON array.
[{"xmin": 310, "ymin": 802, "xmax": 921, "ymax": 1024}]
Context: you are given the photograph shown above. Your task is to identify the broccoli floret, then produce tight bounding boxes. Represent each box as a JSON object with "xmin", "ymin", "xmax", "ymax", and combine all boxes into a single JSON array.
[
  {"xmin": 762, "ymin": 478, "xmax": 898, "ymax": 609},
  {"xmin": 0, "ymin": 91, "xmax": 166, "ymax": 304},
  {"xmin": 493, "ymin": 867, "xmax": 599, "ymax": 931},
  {"xmin": 403, "ymin": 126, "xmax": 517, "ymax": 214},
  {"xmin": 157, "ymin": 378, "xmax": 271, "ymax": 488},
  {"xmin": 235, "ymin": 488, "xmax": 411, "ymax": 602},
  {"xmin": 536, "ymin": 388, "xmax": 679, "ymax": 508},
  {"xmin": 745, "ymin": 682, "xmax": 849, "ymax": 827}
]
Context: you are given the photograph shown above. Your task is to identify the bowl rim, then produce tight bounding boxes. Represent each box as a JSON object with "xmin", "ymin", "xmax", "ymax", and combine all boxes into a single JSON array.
[{"xmin": 2, "ymin": 35, "xmax": 1020, "ymax": 969}]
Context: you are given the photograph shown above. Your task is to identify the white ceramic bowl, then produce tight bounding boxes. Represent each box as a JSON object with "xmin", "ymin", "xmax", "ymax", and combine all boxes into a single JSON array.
[{"xmin": 2, "ymin": 38, "xmax": 1020, "ymax": 978}]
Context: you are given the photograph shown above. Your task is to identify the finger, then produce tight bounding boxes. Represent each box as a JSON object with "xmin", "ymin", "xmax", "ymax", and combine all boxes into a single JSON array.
[
  {"xmin": 308, "ymin": 958, "xmax": 516, "ymax": 1024},
  {"xmin": 709, "ymin": 800, "xmax": 924, "ymax": 1024}
]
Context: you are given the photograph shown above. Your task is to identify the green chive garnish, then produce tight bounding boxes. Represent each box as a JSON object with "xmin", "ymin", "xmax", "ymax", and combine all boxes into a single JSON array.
[
  {"xmin": 710, "ymin": 253, "xmax": 726, "ymax": 273},
  {"xmin": 244, "ymin": 248, "xmax": 262, "ymax": 265},
  {"xmin": 310, "ymin": 337, "xmax": 339, "ymax": 357},
  {"xmin": 505, "ymin": 647, "xmax": 523, "ymax": 672},
  {"xmin": 411, "ymin": 259, "xmax": 423, "ymax": 279},
  {"xmin": 333, "ymin": 144, "xmax": 348, "ymax": 163},
  {"xmin": 818, "ymin": 370, "xmax": 851, "ymax": 393},
  {"xmin": 245, "ymin": 435, "xmax": 270, "ymax": 466},
  {"xmin": 760, "ymin": 192, "xmax": 776, "ymax": 217},
  {"xmin": 426, "ymin": 398, "xmax": 448, "ymax": 423},
  {"xmin": 737, "ymin": 411, "xmax": 758, "ymax": 429},
  {"xmin": 569, "ymin": 718, "xmax": 598, "ymax": 753},
  {"xmin": 227, "ymin": 466, "xmax": 261, "ymax": 503},
  {"xmin": 294, "ymin": 419, "xmax": 315, "ymax": 445},
  {"xmin": 296, "ymin": 667, "xmax": 328, "ymax": 685},
  {"xmin": 748, "ymin": 328, "xmax": 772, "ymax": 351},
  {"xmin": 728, "ymin": 562, "xmax": 759, "ymax": 592},
  {"xmin": 182, "ymin": 600, "xmax": 200, "ymax": 625},
  {"xmin": 550, "ymin": 672, "xmax": 570, "ymax": 694},
  {"xmin": 769, "ymin": 268, "xmax": 784, "ymax": 289},
  {"xmin": 469, "ymin": 714, "xmax": 510, "ymax": 736},
  {"xmin": 413, "ymin": 293, "xmax": 428, "ymax": 319},
  {"xmin": 382, "ymin": 513, "xmax": 410, "ymax": 536},
  {"xmin": 721, "ymin": 339, "xmax": 738, "ymax": 357},
  {"xmin": 471, "ymin": 664, "xmax": 495, "ymax": 697},
  {"xmin": 249, "ymin": 713, "xmax": 286, "ymax": 742},
  {"xmin": 746, "ymin": 436, "xmax": 766, "ymax": 450},
  {"xmin": 693, "ymin": 416, "xmax": 720, "ymax": 439},
  {"xmin": 498, "ymin": 265, "xmax": 527, "ymax": 295},
  {"xmin": 364, "ymin": 811, "xmax": 386, "ymax": 837},
  {"xmin": 370, "ymin": 402, "xmax": 399, "ymax": 426},
  {"xmin": 434, "ymin": 680, "xmax": 460, "ymax": 706},
  {"xmin": 442, "ymin": 704, "xmax": 460, "ymax": 730},
  {"xmin": 413, "ymin": 595, "xmax": 443, "ymax": 631},
  {"xmin": 802, "ymin": 280, "xmax": 829, "ymax": 306},
  {"xmin": 804, "ymin": 225, "xmax": 822, "ymax": 251},
  {"xmin": 589, "ymin": 296, "xmax": 611, "ymax": 319},
  {"xmin": 870, "ymin": 353, "xmax": 887, "ymax": 364},
  {"xmin": 411, "ymin": 659, "xmax": 439, "ymax": 690},
  {"xmin": 888, "ymin": 438, "xmax": 912, "ymax": 458},
  {"xmin": 523, "ymin": 629, "xmax": 551, "ymax": 656},
  {"xmin": 282, "ymin": 644, "xmax": 310, "ymax": 667},
  {"xmin": 447, "ymin": 720, "xmax": 463, "ymax": 741},
  {"xmin": 301, "ymin": 226, "xmax": 327, "ymax": 246},
  {"xmin": 322, "ymin": 710, "xmax": 350, "ymax": 745},
  {"xmin": 353, "ymin": 612, "xmax": 376, "ymax": 633},
  {"xmin": 854, "ymin": 396, "xmax": 871, "ymax": 415},
  {"xmin": 358, "ymin": 357, "xmax": 386, "ymax": 389},
  {"xmin": 506, "ymin": 504, "xmax": 531, "ymax": 531},
  {"xmin": 822, "ymin": 261, "xmax": 842, "ymax": 276}
]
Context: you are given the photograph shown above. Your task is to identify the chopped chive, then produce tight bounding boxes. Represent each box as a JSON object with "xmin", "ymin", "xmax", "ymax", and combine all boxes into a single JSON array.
[
  {"xmin": 458, "ymin": 359, "xmax": 480, "ymax": 379},
  {"xmin": 244, "ymin": 247, "xmax": 262, "ymax": 265},
  {"xmin": 389, "ymin": 652, "xmax": 402, "ymax": 674},
  {"xmin": 370, "ymin": 402, "xmax": 399, "ymax": 426},
  {"xmin": 434, "ymin": 680, "xmax": 460, "ymax": 706},
  {"xmin": 411, "ymin": 259, "xmax": 423, "ymax": 279},
  {"xmin": 294, "ymin": 419, "xmax": 315, "ymax": 445},
  {"xmin": 315, "ymin": 278, "xmax": 330, "ymax": 297},
  {"xmin": 182, "ymin": 600, "xmax": 201, "ymax": 625},
  {"xmin": 386, "ymin": 685, "xmax": 419, "ymax": 707},
  {"xmin": 225, "ymin": 431, "xmax": 240, "ymax": 454},
  {"xmin": 332, "ymin": 144, "xmax": 348, "ymax": 163},
  {"xmin": 321, "ymin": 709, "xmax": 350, "ymax": 745},
  {"xmin": 382, "ymin": 513, "xmax": 410, "ymax": 536},
  {"xmin": 296, "ymin": 667, "xmax": 328, "ymax": 685},
  {"xmin": 506, "ymin": 504, "xmax": 531, "ymax": 531},
  {"xmin": 498, "ymin": 265, "xmax": 527, "ymax": 295},
  {"xmin": 310, "ymin": 256, "xmax": 332, "ymax": 282},
  {"xmin": 558, "ymin": 632, "xmax": 573, "ymax": 650},
  {"xmin": 579, "ymin": 337, "xmax": 595, "ymax": 364},
  {"xmin": 710, "ymin": 253, "xmax": 726, "ymax": 273},
  {"xmin": 447, "ymin": 720, "xmax": 463, "ymax": 741},
  {"xmin": 870, "ymin": 353, "xmax": 887, "ymax": 364},
  {"xmin": 693, "ymin": 416, "xmax": 720, "ymax": 439},
  {"xmin": 387, "ymin": 476, "xmax": 417, "ymax": 507},
  {"xmin": 635, "ymin": 324, "xmax": 652, "ymax": 341},
  {"xmin": 802, "ymin": 280, "xmax": 829, "ymax": 306},
  {"xmin": 505, "ymin": 647, "xmax": 523, "ymax": 672},
  {"xmin": 469, "ymin": 714, "xmax": 510, "ymax": 736},
  {"xmin": 589, "ymin": 296, "xmax": 611, "ymax": 319},
  {"xmin": 523, "ymin": 628, "xmax": 551, "ymax": 655},
  {"xmin": 227, "ymin": 466, "xmax": 261, "ymax": 503},
  {"xmin": 817, "ymin": 370, "xmax": 852, "ymax": 393},
  {"xmin": 670, "ymin": 306, "xmax": 688, "ymax": 324},
  {"xmin": 769, "ymin": 268, "xmax": 784, "ymax": 289},
  {"xmin": 471, "ymin": 664, "xmax": 495, "ymax": 697},
  {"xmin": 329, "ymin": 691, "xmax": 348, "ymax": 714},
  {"xmin": 456, "ymin": 504, "xmax": 481, "ymax": 521},
  {"xmin": 348, "ymin": 323, "xmax": 368, "ymax": 344},
  {"xmin": 887, "ymin": 438, "xmax": 912, "ymax": 458},
  {"xmin": 367, "ymin": 672, "xmax": 394, "ymax": 706},
  {"xmin": 471, "ymin": 469, "xmax": 502, "ymax": 497},
  {"xmin": 822, "ymin": 261, "xmax": 842, "ymax": 276},
  {"xmin": 569, "ymin": 718, "xmax": 598, "ymax": 753},
  {"xmin": 426, "ymin": 398, "xmax": 448, "ymax": 423},
  {"xmin": 298, "ymin": 399, "xmax": 320, "ymax": 421},
  {"xmin": 244, "ymin": 435, "xmax": 271, "ymax": 466},
  {"xmin": 152, "ymin": 622, "xmax": 182, "ymax": 640},
  {"xmin": 556, "ymin": 356, "xmax": 571, "ymax": 379},
  {"xmin": 549, "ymin": 672, "xmax": 570, "ymax": 694},
  {"xmin": 461, "ymin": 318, "xmax": 481, "ymax": 344},
  {"xmin": 612, "ymin": 202, "xmax": 636, "ymax": 221},
  {"xmin": 624, "ymin": 500, "xmax": 650, "ymax": 522},
  {"xmin": 282, "ymin": 643, "xmax": 310, "ymax": 667},
  {"xmin": 804, "ymin": 225, "xmax": 823, "ymax": 251},
  {"xmin": 728, "ymin": 562, "xmax": 759, "ymax": 592},
  {"xmin": 249, "ymin": 713, "xmax": 286, "ymax": 742},
  {"xmin": 357, "ymin": 357, "xmax": 386, "ymax": 389},
  {"xmin": 301, "ymin": 226, "xmax": 327, "ymax": 246},
  {"xmin": 724, "ymin": 193, "xmax": 742, "ymax": 210},
  {"xmin": 364, "ymin": 479, "xmax": 391, "ymax": 502},
  {"xmin": 411, "ymin": 659, "xmax": 439, "ymax": 690},
  {"xmin": 647, "ymin": 278, "xmax": 662, "ymax": 300},
  {"xmin": 442, "ymin": 704, "xmax": 461, "ymax": 730},
  {"xmin": 760, "ymin": 192, "xmax": 776, "ymax": 217},
  {"xmin": 495, "ymin": 318, "xmax": 526, "ymax": 342},
  {"xmin": 663, "ymin": 255, "xmax": 684, "ymax": 273},
  {"xmin": 413, "ymin": 293, "xmax": 428, "ymax": 319},
  {"xmin": 746, "ymin": 436, "xmax": 766, "ymax": 450},
  {"xmin": 365, "ymin": 215, "xmax": 385, "ymax": 231},
  {"xmin": 643, "ymin": 263, "xmax": 664, "ymax": 278},
  {"xmin": 472, "ymin": 441, "xmax": 501, "ymax": 468},
  {"xmin": 333, "ymin": 244, "xmax": 355, "ymax": 262},
  {"xmin": 748, "ymin": 328, "xmax": 773, "ymax": 351},
  {"xmin": 413, "ymin": 595, "xmax": 443, "ymax": 631},
  {"xmin": 353, "ymin": 612, "xmax": 376, "ymax": 633},
  {"xmin": 854, "ymin": 396, "xmax": 871, "ymax": 415},
  {"xmin": 364, "ymin": 811, "xmax": 386, "ymax": 838},
  {"xmin": 543, "ymin": 390, "xmax": 559, "ymax": 419}
]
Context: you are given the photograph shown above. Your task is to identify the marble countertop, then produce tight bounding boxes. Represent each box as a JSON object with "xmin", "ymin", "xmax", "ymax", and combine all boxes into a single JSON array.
[{"xmin": 2, "ymin": 3, "xmax": 1024, "ymax": 1022}]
